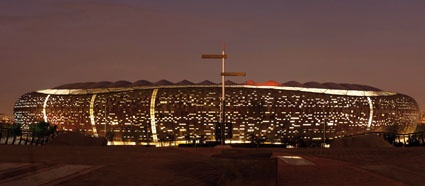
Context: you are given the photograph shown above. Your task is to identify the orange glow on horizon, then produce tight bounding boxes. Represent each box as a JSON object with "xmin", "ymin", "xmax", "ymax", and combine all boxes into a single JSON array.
[{"xmin": 242, "ymin": 80, "xmax": 282, "ymax": 86}]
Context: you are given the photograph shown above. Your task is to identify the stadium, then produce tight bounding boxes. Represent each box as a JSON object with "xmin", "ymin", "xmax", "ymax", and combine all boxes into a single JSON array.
[{"xmin": 14, "ymin": 80, "xmax": 420, "ymax": 146}]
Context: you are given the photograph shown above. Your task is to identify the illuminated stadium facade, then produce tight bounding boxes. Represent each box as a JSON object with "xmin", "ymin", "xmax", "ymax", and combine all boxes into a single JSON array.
[{"xmin": 14, "ymin": 80, "xmax": 420, "ymax": 146}]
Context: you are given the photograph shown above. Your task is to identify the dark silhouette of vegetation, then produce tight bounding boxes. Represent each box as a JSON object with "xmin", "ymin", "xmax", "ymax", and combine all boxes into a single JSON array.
[
  {"xmin": 106, "ymin": 131, "xmax": 115, "ymax": 144},
  {"xmin": 247, "ymin": 134, "xmax": 267, "ymax": 148},
  {"xmin": 383, "ymin": 133, "xmax": 396, "ymax": 144},
  {"xmin": 8, "ymin": 123, "xmax": 22, "ymax": 144},
  {"xmin": 184, "ymin": 133, "xmax": 191, "ymax": 144},
  {"xmin": 28, "ymin": 121, "xmax": 56, "ymax": 145},
  {"xmin": 158, "ymin": 132, "xmax": 175, "ymax": 146},
  {"xmin": 165, "ymin": 132, "xmax": 175, "ymax": 146},
  {"xmin": 30, "ymin": 121, "xmax": 50, "ymax": 136},
  {"xmin": 0, "ymin": 121, "xmax": 57, "ymax": 145}
]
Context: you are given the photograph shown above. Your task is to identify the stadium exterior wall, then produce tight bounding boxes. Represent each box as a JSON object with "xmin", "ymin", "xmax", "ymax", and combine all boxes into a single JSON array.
[{"xmin": 14, "ymin": 85, "xmax": 420, "ymax": 146}]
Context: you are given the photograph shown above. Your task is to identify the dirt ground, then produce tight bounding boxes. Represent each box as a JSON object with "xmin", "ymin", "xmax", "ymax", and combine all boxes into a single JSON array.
[{"xmin": 1, "ymin": 144, "xmax": 425, "ymax": 185}]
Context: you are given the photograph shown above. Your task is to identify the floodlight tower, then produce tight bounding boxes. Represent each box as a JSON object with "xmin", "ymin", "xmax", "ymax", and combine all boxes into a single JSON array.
[{"xmin": 202, "ymin": 44, "xmax": 246, "ymax": 145}]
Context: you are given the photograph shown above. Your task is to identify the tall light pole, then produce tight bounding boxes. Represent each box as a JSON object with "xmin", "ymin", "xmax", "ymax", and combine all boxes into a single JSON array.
[{"xmin": 202, "ymin": 44, "xmax": 246, "ymax": 145}]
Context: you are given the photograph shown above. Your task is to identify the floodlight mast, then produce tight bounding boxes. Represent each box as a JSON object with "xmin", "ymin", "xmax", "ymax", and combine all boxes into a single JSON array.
[{"xmin": 201, "ymin": 44, "xmax": 246, "ymax": 145}]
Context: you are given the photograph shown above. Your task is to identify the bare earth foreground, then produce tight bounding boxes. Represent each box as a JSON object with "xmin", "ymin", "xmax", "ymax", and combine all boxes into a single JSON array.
[{"xmin": 1, "ymin": 144, "xmax": 425, "ymax": 185}]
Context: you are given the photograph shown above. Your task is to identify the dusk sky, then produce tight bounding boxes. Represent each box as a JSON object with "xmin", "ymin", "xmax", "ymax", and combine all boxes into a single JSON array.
[{"xmin": 1, "ymin": 0, "xmax": 424, "ymax": 115}]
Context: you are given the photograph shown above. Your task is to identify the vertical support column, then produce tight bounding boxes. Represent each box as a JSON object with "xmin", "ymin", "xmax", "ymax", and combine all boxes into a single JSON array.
[
  {"xmin": 43, "ymin": 95, "xmax": 50, "ymax": 123},
  {"xmin": 367, "ymin": 97, "xmax": 374, "ymax": 130},
  {"xmin": 89, "ymin": 94, "xmax": 99, "ymax": 137},
  {"xmin": 150, "ymin": 89, "xmax": 159, "ymax": 144}
]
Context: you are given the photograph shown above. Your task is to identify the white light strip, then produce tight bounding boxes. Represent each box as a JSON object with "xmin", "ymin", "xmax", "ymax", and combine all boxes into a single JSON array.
[
  {"xmin": 367, "ymin": 97, "xmax": 373, "ymax": 129},
  {"xmin": 43, "ymin": 95, "xmax": 50, "ymax": 122},
  {"xmin": 89, "ymin": 94, "xmax": 98, "ymax": 137},
  {"xmin": 150, "ymin": 89, "xmax": 159, "ymax": 143}
]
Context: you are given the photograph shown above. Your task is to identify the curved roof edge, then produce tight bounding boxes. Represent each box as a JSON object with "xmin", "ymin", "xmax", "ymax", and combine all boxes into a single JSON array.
[
  {"xmin": 55, "ymin": 79, "xmax": 382, "ymax": 91},
  {"xmin": 36, "ymin": 85, "xmax": 397, "ymax": 97}
]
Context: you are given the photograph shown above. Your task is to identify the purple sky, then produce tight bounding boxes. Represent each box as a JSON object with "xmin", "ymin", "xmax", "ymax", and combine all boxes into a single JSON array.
[{"xmin": 1, "ymin": 0, "xmax": 424, "ymax": 115}]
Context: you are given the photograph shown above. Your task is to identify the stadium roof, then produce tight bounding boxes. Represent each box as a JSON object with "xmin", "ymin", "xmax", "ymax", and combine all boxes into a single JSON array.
[
  {"xmin": 35, "ymin": 80, "xmax": 396, "ymax": 97},
  {"xmin": 54, "ymin": 79, "xmax": 381, "ymax": 91}
]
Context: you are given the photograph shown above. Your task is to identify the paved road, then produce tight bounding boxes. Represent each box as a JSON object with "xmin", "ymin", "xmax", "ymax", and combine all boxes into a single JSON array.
[
  {"xmin": 1, "ymin": 145, "xmax": 425, "ymax": 185},
  {"xmin": 0, "ymin": 163, "xmax": 100, "ymax": 186}
]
